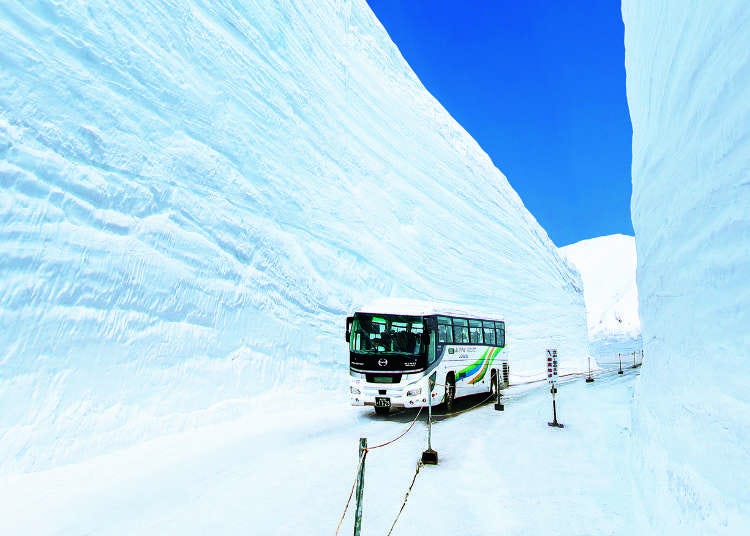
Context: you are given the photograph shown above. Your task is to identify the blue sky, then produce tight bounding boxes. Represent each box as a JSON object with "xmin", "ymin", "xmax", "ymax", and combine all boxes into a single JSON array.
[{"xmin": 367, "ymin": 0, "xmax": 633, "ymax": 246}]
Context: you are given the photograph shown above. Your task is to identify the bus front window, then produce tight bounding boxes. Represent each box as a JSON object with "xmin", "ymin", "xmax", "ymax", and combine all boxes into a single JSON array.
[{"xmin": 350, "ymin": 314, "xmax": 424, "ymax": 355}]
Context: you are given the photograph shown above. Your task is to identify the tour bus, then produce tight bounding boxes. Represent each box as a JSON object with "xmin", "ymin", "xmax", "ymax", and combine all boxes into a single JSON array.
[{"xmin": 345, "ymin": 307, "xmax": 509, "ymax": 415}]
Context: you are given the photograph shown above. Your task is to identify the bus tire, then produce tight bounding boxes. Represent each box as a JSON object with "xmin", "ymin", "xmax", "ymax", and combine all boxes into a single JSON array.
[
  {"xmin": 374, "ymin": 406, "xmax": 389, "ymax": 416},
  {"xmin": 444, "ymin": 375, "xmax": 455, "ymax": 412}
]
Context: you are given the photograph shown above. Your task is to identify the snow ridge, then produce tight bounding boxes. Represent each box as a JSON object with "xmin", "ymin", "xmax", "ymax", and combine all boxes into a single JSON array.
[
  {"xmin": 624, "ymin": 0, "xmax": 750, "ymax": 531},
  {"xmin": 0, "ymin": 1, "xmax": 586, "ymax": 473}
]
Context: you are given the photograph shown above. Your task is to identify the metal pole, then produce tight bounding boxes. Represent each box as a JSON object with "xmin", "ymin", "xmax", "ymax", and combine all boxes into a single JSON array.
[
  {"xmin": 495, "ymin": 371, "xmax": 505, "ymax": 410},
  {"xmin": 427, "ymin": 386, "xmax": 432, "ymax": 450},
  {"xmin": 552, "ymin": 395, "xmax": 558, "ymax": 424},
  {"xmin": 353, "ymin": 438, "xmax": 367, "ymax": 536},
  {"xmin": 618, "ymin": 353, "xmax": 623, "ymax": 374},
  {"xmin": 422, "ymin": 374, "xmax": 438, "ymax": 464},
  {"xmin": 586, "ymin": 356, "xmax": 594, "ymax": 382},
  {"xmin": 633, "ymin": 351, "xmax": 636, "ymax": 368},
  {"xmin": 547, "ymin": 385, "xmax": 564, "ymax": 428}
]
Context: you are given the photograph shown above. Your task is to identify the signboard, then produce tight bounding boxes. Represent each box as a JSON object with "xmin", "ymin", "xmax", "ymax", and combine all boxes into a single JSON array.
[
  {"xmin": 546, "ymin": 349, "xmax": 558, "ymax": 384},
  {"xmin": 546, "ymin": 349, "xmax": 563, "ymax": 427}
]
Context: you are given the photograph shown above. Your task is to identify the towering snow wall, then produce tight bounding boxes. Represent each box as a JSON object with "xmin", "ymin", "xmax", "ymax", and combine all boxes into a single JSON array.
[
  {"xmin": 0, "ymin": 1, "xmax": 586, "ymax": 473},
  {"xmin": 561, "ymin": 234, "xmax": 641, "ymax": 360},
  {"xmin": 624, "ymin": 0, "xmax": 750, "ymax": 531}
]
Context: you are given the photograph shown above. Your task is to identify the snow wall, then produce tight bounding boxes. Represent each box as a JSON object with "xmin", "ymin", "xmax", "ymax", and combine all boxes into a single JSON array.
[
  {"xmin": 0, "ymin": 1, "xmax": 587, "ymax": 474},
  {"xmin": 560, "ymin": 234, "xmax": 641, "ymax": 361},
  {"xmin": 624, "ymin": 0, "xmax": 750, "ymax": 531}
]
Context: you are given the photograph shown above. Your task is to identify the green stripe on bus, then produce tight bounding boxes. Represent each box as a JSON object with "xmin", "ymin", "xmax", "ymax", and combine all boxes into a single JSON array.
[
  {"xmin": 469, "ymin": 347, "xmax": 503, "ymax": 384},
  {"xmin": 457, "ymin": 348, "xmax": 490, "ymax": 380}
]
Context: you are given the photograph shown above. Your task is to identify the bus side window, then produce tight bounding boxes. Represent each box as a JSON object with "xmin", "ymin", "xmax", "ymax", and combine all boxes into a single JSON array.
[
  {"xmin": 457, "ymin": 327, "xmax": 470, "ymax": 343},
  {"xmin": 469, "ymin": 320, "xmax": 483, "ymax": 344},
  {"xmin": 483, "ymin": 321, "xmax": 496, "ymax": 346},
  {"xmin": 495, "ymin": 321, "xmax": 506, "ymax": 347},
  {"xmin": 461, "ymin": 328, "xmax": 469, "ymax": 344},
  {"xmin": 452, "ymin": 318, "xmax": 468, "ymax": 344},
  {"xmin": 438, "ymin": 323, "xmax": 453, "ymax": 344}
]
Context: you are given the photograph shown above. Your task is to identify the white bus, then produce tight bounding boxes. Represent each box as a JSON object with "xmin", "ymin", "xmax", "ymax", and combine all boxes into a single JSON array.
[{"xmin": 346, "ymin": 308, "xmax": 509, "ymax": 415}]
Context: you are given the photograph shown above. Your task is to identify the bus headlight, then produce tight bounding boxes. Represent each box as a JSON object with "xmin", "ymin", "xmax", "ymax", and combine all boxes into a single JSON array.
[
  {"xmin": 350, "ymin": 386, "xmax": 361, "ymax": 395},
  {"xmin": 406, "ymin": 387, "xmax": 422, "ymax": 397}
]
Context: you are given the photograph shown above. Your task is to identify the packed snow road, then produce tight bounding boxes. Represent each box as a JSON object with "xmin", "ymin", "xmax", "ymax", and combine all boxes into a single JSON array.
[{"xmin": 0, "ymin": 370, "xmax": 639, "ymax": 535}]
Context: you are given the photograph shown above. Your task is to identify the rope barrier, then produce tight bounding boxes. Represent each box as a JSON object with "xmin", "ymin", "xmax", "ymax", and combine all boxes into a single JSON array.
[
  {"xmin": 364, "ymin": 358, "xmax": 644, "ymax": 535},
  {"xmin": 386, "ymin": 460, "xmax": 423, "ymax": 536},
  {"xmin": 510, "ymin": 352, "xmax": 643, "ymax": 380},
  {"xmin": 336, "ymin": 351, "xmax": 644, "ymax": 534},
  {"xmin": 335, "ymin": 449, "xmax": 367, "ymax": 536},
  {"xmin": 335, "ymin": 405, "xmax": 425, "ymax": 533},
  {"xmin": 368, "ymin": 405, "xmax": 424, "ymax": 450},
  {"xmin": 434, "ymin": 392, "xmax": 496, "ymax": 420}
]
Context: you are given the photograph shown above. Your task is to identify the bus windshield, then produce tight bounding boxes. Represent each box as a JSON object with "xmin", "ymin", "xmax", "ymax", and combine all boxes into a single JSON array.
[{"xmin": 350, "ymin": 314, "xmax": 424, "ymax": 355}]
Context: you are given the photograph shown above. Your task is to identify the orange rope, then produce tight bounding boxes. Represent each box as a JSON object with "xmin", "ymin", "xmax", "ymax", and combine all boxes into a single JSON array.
[
  {"xmin": 335, "ymin": 448, "xmax": 367, "ymax": 535},
  {"xmin": 368, "ymin": 405, "xmax": 424, "ymax": 450}
]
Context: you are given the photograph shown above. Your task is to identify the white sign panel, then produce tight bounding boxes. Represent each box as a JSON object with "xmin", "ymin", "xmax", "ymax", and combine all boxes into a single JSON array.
[{"xmin": 546, "ymin": 349, "xmax": 558, "ymax": 384}]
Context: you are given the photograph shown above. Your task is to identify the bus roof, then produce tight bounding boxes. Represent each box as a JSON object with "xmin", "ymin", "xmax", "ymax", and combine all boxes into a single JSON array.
[{"xmin": 355, "ymin": 297, "xmax": 505, "ymax": 322}]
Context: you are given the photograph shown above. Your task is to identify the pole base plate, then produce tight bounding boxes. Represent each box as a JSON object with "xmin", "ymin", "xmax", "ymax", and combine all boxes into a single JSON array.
[
  {"xmin": 494, "ymin": 402, "xmax": 504, "ymax": 411},
  {"xmin": 421, "ymin": 449, "xmax": 438, "ymax": 465},
  {"xmin": 547, "ymin": 422, "xmax": 565, "ymax": 428},
  {"xmin": 618, "ymin": 370, "xmax": 624, "ymax": 375},
  {"xmin": 585, "ymin": 377, "xmax": 594, "ymax": 383}
]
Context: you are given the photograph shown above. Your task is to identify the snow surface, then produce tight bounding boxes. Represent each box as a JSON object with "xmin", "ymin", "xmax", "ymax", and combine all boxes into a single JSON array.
[
  {"xmin": 561, "ymin": 234, "xmax": 641, "ymax": 360},
  {"xmin": 624, "ymin": 0, "xmax": 750, "ymax": 532},
  {"xmin": 0, "ymin": 1, "xmax": 587, "ymax": 476},
  {"xmin": 0, "ymin": 371, "xmax": 641, "ymax": 535}
]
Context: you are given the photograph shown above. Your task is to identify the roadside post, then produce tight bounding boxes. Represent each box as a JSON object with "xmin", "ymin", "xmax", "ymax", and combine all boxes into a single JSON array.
[
  {"xmin": 618, "ymin": 352, "xmax": 624, "ymax": 374},
  {"xmin": 632, "ymin": 351, "xmax": 637, "ymax": 368},
  {"xmin": 494, "ymin": 373, "xmax": 505, "ymax": 411},
  {"xmin": 585, "ymin": 355, "xmax": 595, "ymax": 383},
  {"xmin": 353, "ymin": 438, "xmax": 367, "ymax": 536},
  {"xmin": 547, "ymin": 349, "xmax": 564, "ymax": 428},
  {"xmin": 421, "ymin": 372, "xmax": 438, "ymax": 465}
]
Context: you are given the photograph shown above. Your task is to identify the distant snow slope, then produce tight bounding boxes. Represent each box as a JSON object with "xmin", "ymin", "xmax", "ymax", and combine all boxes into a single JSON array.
[
  {"xmin": 624, "ymin": 0, "xmax": 750, "ymax": 531},
  {"xmin": 0, "ymin": 0, "xmax": 586, "ymax": 474},
  {"xmin": 561, "ymin": 234, "xmax": 641, "ymax": 359}
]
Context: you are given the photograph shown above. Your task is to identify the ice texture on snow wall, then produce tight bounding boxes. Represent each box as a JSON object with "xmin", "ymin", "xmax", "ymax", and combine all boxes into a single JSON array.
[
  {"xmin": 624, "ymin": 0, "xmax": 750, "ymax": 531},
  {"xmin": 0, "ymin": 1, "xmax": 586, "ymax": 473}
]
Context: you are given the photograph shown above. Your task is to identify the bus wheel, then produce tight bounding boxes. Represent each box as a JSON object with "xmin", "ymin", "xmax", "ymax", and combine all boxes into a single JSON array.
[
  {"xmin": 490, "ymin": 371, "xmax": 498, "ymax": 397},
  {"xmin": 374, "ymin": 406, "xmax": 389, "ymax": 416},
  {"xmin": 444, "ymin": 376, "xmax": 455, "ymax": 412}
]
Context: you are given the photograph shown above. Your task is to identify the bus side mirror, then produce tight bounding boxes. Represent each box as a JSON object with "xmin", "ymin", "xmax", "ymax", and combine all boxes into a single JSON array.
[{"xmin": 345, "ymin": 316, "xmax": 353, "ymax": 343}]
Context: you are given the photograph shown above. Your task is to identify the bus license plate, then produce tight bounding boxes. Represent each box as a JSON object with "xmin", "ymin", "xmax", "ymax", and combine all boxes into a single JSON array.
[{"xmin": 375, "ymin": 397, "xmax": 391, "ymax": 408}]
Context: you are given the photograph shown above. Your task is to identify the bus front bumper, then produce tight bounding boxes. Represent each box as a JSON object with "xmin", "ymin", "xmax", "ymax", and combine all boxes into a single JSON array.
[{"xmin": 349, "ymin": 377, "xmax": 443, "ymax": 409}]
